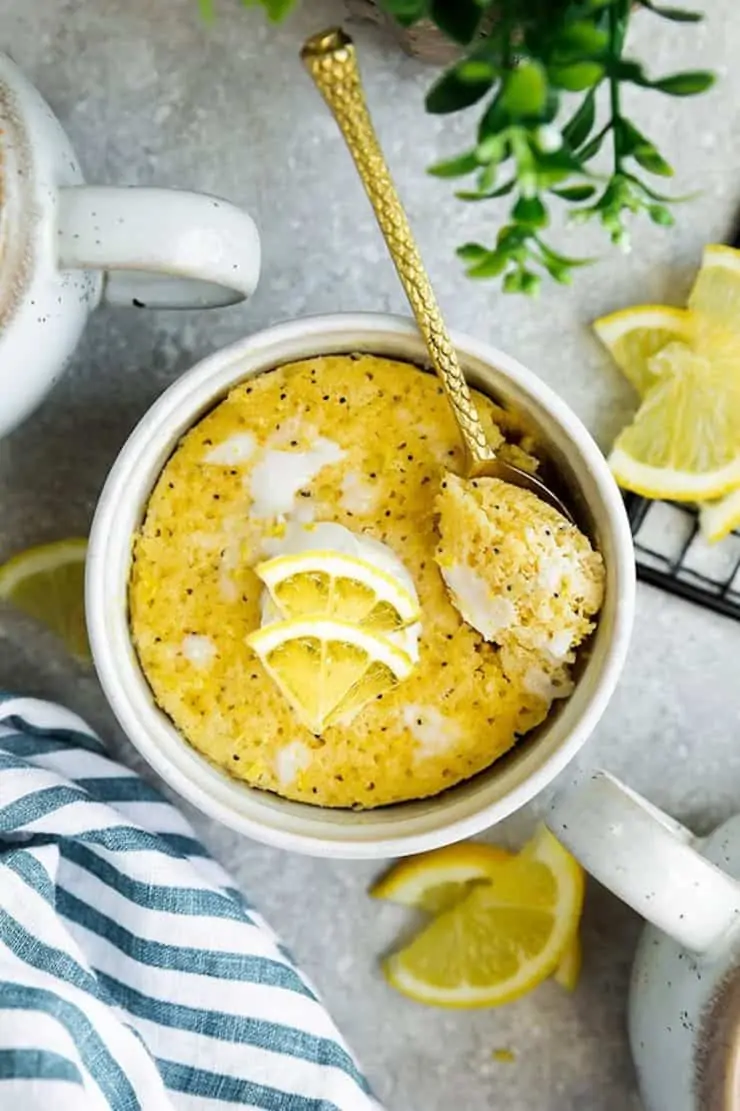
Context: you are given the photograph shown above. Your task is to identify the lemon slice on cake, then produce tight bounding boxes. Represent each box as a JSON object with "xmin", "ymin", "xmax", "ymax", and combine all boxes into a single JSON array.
[
  {"xmin": 247, "ymin": 617, "xmax": 413, "ymax": 735},
  {"xmin": 255, "ymin": 550, "xmax": 420, "ymax": 632},
  {"xmin": 382, "ymin": 826, "xmax": 584, "ymax": 1007},
  {"xmin": 0, "ymin": 538, "xmax": 90, "ymax": 661},
  {"xmin": 593, "ymin": 305, "xmax": 695, "ymax": 396}
]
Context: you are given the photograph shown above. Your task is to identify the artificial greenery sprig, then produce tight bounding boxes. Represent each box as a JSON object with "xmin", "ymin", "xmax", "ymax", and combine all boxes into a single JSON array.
[{"xmin": 383, "ymin": 0, "xmax": 714, "ymax": 294}]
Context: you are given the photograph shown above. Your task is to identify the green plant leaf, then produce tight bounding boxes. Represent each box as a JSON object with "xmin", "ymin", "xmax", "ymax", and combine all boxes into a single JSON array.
[
  {"xmin": 535, "ymin": 238, "xmax": 596, "ymax": 268},
  {"xmin": 457, "ymin": 59, "xmax": 498, "ymax": 83},
  {"xmin": 456, "ymin": 242, "xmax": 489, "ymax": 264},
  {"xmin": 426, "ymin": 64, "xmax": 494, "ymax": 114},
  {"xmin": 615, "ymin": 119, "xmax": 674, "ymax": 176},
  {"xmin": 429, "ymin": 0, "xmax": 483, "ymax": 45},
  {"xmin": 500, "ymin": 62, "xmax": 548, "ymax": 117},
  {"xmin": 651, "ymin": 71, "xmax": 715, "ymax": 96},
  {"xmin": 647, "ymin": 204, "xmax": 676, "ymax": 226},
  {"xmin": 477, "ymin": 160, "xmax": 498, "ymax": 193},
  {"xmin": 550, "ymin": 184, "xmax": 597, "ymax": 201},
  {"xmin": 503, "ymin": 271, "xmax": 525, "ymax": 293},
  {"xmin": 465, "ymin": 252, "xmax": 509, "ymax": 279},
  {"xmin": 520, "ymin": 271, "xmax": 542, "ymax": 295},
  {"xmin": 455, "ymin": 180, "xmax": 516, "ymax": 201},
  {"xmin": 616, "ymin": 118, "xmax": 647, "ymax": 155},
  {"xmin": 578, "ymin": 129, "xmax": 606, "ymax": 161},
  {"xmin": 562, "ymin": 89, "xmax": 596, "ymax": 150},
  {"xmin": 512, "ymin": 196, "xmax": 549, "ymax": 228},
  {"xmin": 477, "ymin": 93, "xmax": 510, "ymax": 140},
  {"xmin": 541, "ymin": 255, "xmax": 574, "ymax": 283},
  {"xmin": 475, "ymin": 133, "xmax": 508, "ymax": 164},
  {"xmin": 633, "ymin": 145, "xmax": 674, "ymax": 176},
  {"xmin": 428, "ymin": 151, "xmax": 479, "ymax": 178},
  {"xmin": 496, "ymin": 224, "xmax": 531, "ymax": 252},
  {"xmin": 555, "ymin": 21, "xmax": 609, "ymax": 57},
  {"xmin": 199, "ymin": 0, "xmax": 215, "ymax": 19},
  {"xmin": 532, "ymin": 146, "xmax": 586, "ymax": 186},
  {"xmin": 378, "ymin": 0, "xmax": 428, "ymax": 27},
  {"xmin": 629, "ymin": 177, "xmax": 699, "ymax": 203},
  {"xmin": 608, "ymin": 59, "xmax": 650, "ymax": 85},
  {"xmin": 637, "ymin": 0, "xmax": 702, "ymax": 21},
  {"xmin": 549, "ymin": 61, "xmax": 604, "ymax": 92},
  {"xmin": 240, "ymin": 0, "xmax": 296, "ymax": 19}
]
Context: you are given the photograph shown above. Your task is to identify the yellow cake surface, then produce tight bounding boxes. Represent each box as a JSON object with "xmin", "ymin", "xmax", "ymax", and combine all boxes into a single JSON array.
[
  {"xmin": 129, "ymin": 354, "xmax": 597, "ymax": 809},
  {"xmin": 435, "ymin": 475, "xmax": 605, "ymax": 703}
]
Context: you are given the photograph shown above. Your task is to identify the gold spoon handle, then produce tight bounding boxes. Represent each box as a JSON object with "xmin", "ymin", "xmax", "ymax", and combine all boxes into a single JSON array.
[{"xmin": 301, "ymin": 28, "xmax": 495, "ymax": 470}]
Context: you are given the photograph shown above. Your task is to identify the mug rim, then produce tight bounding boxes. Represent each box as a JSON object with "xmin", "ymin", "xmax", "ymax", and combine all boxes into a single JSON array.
[
  {"xmin": 87, "ymin": 312, "xmax": 635, "ymax": 858},
  {"xmin": 0, "ymin": 60, "xmax": 35, "ymax": 329}
]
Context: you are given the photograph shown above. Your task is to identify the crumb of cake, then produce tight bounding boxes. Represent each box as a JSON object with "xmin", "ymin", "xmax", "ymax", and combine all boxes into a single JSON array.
[
  {"xmin": 435, "ymin": 474, "xmax": 605, "ymax": 696},
  {"xmin": 129, "ymin": 354, "xmax": 590, "ymax": 810}
]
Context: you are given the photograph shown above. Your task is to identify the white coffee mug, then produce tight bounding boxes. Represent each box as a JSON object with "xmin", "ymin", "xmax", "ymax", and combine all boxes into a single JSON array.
[
  {"xmin": 549, "ymin": 772, "xmax": 740, "ymax": 1111},
  {"xmin": 0, "ymin": 52, "xmax": 261, "ymax": 436},
  {"xmin": 86, "ymin": 312, "xmax": 635, "ymax": 858}
]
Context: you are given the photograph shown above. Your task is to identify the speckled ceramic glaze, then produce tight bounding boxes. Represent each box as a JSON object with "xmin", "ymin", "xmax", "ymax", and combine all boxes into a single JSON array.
[
  {"xmin": 0, "ymin": 52, "xmax": 261, "ymax": 437},
  {"xmin": 549, "ymin": 773, "xmax": 740, "ymax": 1111}
]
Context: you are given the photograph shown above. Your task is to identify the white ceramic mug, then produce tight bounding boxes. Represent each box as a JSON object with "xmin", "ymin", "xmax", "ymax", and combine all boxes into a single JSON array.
[
  {"xmin": 0, "ymin": 52, "xmax": 261, "ymax": 436},
  {"xmin": 86, "ymin": 313, "xmax": 635, "ymax": 858},
  {"xmin": 549, "ymin": 772, "xmax": 740, "ymax": 1111}
]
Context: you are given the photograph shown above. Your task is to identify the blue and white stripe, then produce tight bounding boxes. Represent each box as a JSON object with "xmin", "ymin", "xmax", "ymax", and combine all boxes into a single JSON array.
[{"xmin": 0, "ymin": 695, "xmax": 380, "ymax": 1110}]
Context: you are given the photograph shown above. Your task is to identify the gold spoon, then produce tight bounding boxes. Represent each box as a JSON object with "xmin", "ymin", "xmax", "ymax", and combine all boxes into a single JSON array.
[{"xmin": 301, "ymin": 27, "xmax": 572, "ymax": 521}]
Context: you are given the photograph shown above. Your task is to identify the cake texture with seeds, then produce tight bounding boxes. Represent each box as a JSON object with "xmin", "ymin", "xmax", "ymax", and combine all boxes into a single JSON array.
[
  {"xmin": 129, "ymin": 354, "xmax": 602, "ymax": 809},
  {"xmin": 435, "ymin": 475, "xmax": 605, "ymax": 708}
]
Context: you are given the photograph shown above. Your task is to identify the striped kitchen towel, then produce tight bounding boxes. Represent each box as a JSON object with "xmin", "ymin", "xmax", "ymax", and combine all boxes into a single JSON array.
[{"xmin": 0, "ymin": 694, "xmax": 380, "ymax": 1110}]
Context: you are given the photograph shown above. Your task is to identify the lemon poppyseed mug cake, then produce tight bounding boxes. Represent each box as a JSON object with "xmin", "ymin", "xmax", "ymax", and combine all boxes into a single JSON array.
[{"xmin": 87, "ymin": 315, "xmax": 635, "ymax": 857}]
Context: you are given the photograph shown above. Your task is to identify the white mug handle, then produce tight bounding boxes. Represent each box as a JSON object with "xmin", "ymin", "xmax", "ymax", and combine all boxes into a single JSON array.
[
  {"xmin": 548, "ymin": 770, "xmax": 740, "ymax": 955},
  {"xmin": 56, "ymin": 186, "xmax": 260, "ymax": 309}
]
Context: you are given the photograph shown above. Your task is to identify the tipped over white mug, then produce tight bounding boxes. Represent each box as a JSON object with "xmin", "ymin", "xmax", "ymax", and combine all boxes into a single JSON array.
[
  {"xmin": 0, "ymin": 52, "xmax": 261, "ymax": 437},
  {"xmin": 549, "ymin": 772, "xmax": 740, "ymax": 1111},
  {"xmin": 87, "ymin": 313, "xmax": 635, "ymax": 858}
]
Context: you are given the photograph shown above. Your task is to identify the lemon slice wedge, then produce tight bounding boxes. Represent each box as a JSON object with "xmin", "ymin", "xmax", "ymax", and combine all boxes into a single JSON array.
[
  {"xmin": 382, "ymin": 826, "xmax": 584, "ymax": 1008},
  {"xmin": 552, "ymin": 932, "xmax": 582, "ymax": 992},
  {"xmin": 593, "ymin": 304, "xmax": 696, "ymax": 397},
  {"xmin": 371, "ymin": 841, "xmax": 512, "ymax": 913},
  {"xmin": 699, "ymin": 487, "xmax": 740, "ymax": 544},
  {"xmin": 688, "ymin": 244, "xmax": 740, "ymax": 321},
  {"xmin": 372, "ymin": 839, "xmax": 582, "ymax": 992},
  {"xmin": 247, "ymin": 617, "xmax": 414, "ymax": 735},
  {"xmin": 255, "ymin": 550, "xmax": 420, "ymax": 632},
  {"xmin": 0, "ymin": 538, "xmax": 90, "ymax": 661},
  {"xmin": 608, "ymin": 342, "xmax": 740, "ymax": 501}
]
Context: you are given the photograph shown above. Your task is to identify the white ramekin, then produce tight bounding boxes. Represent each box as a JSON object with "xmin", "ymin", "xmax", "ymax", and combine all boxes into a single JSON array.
[{"xmin": 87, "ymin": 313, "xmax": 635, "ymax": 859}]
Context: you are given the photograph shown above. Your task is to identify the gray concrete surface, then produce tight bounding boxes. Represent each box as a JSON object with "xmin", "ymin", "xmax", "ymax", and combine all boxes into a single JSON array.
[{"xmin": 1, "ymin": 2, "xmax": 738, "ymax": 1108}]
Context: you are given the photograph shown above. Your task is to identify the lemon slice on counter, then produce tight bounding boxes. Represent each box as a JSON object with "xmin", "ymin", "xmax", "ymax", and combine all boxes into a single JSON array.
[
  {"xmin": 688, "ymin": 244, "xmax": 740, "ymax": 321},
  {"xmin": 593, "ymin": 305, "xmax": 695, "ymax": 396},
  {"xmin": 371, "ymin": 841, "xmax": 513, "ymax": 913},
  {"xmin": 608, "ymin": 342, "xmax": 740, "ymax": 502},
  {"xmin": 247, "ymin": 617, "xmax": 414, "ymax": 735},
  {"xmin": 372, "ymin": 838, "xmax": 583, "ymax": 992},
  {"xmin": 0, "ymin": 538, "xmax": 90, "ymax": 661},
  {"xmin": 382, "ymin": 826, "xmax": 584, "ymax": 1007},
  {"xmin": 552, "ymin": 931, "xmax": 582, "ymax": 992},
  {"xmin": 255, "ymin": 550, "xmax": 420, "ymax": 632},
  {"xmin": 699, "ymin": 487, "xmax": 740, "ymax": 544}
]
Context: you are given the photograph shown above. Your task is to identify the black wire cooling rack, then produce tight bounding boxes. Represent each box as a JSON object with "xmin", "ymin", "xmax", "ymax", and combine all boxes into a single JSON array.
[{"xmin": 627, "ymin": 495, "xmax": 740, "ymax": 621}]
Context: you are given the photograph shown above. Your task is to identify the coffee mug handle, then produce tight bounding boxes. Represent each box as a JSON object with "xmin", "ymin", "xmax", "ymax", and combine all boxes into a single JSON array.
[
  {"xmin": 548, "ymin": 770, "xmax": 740, "ymax": 955},
  {"xmin": 56, "ymin": 186, "xmax": 260, "ymax": 309}
]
